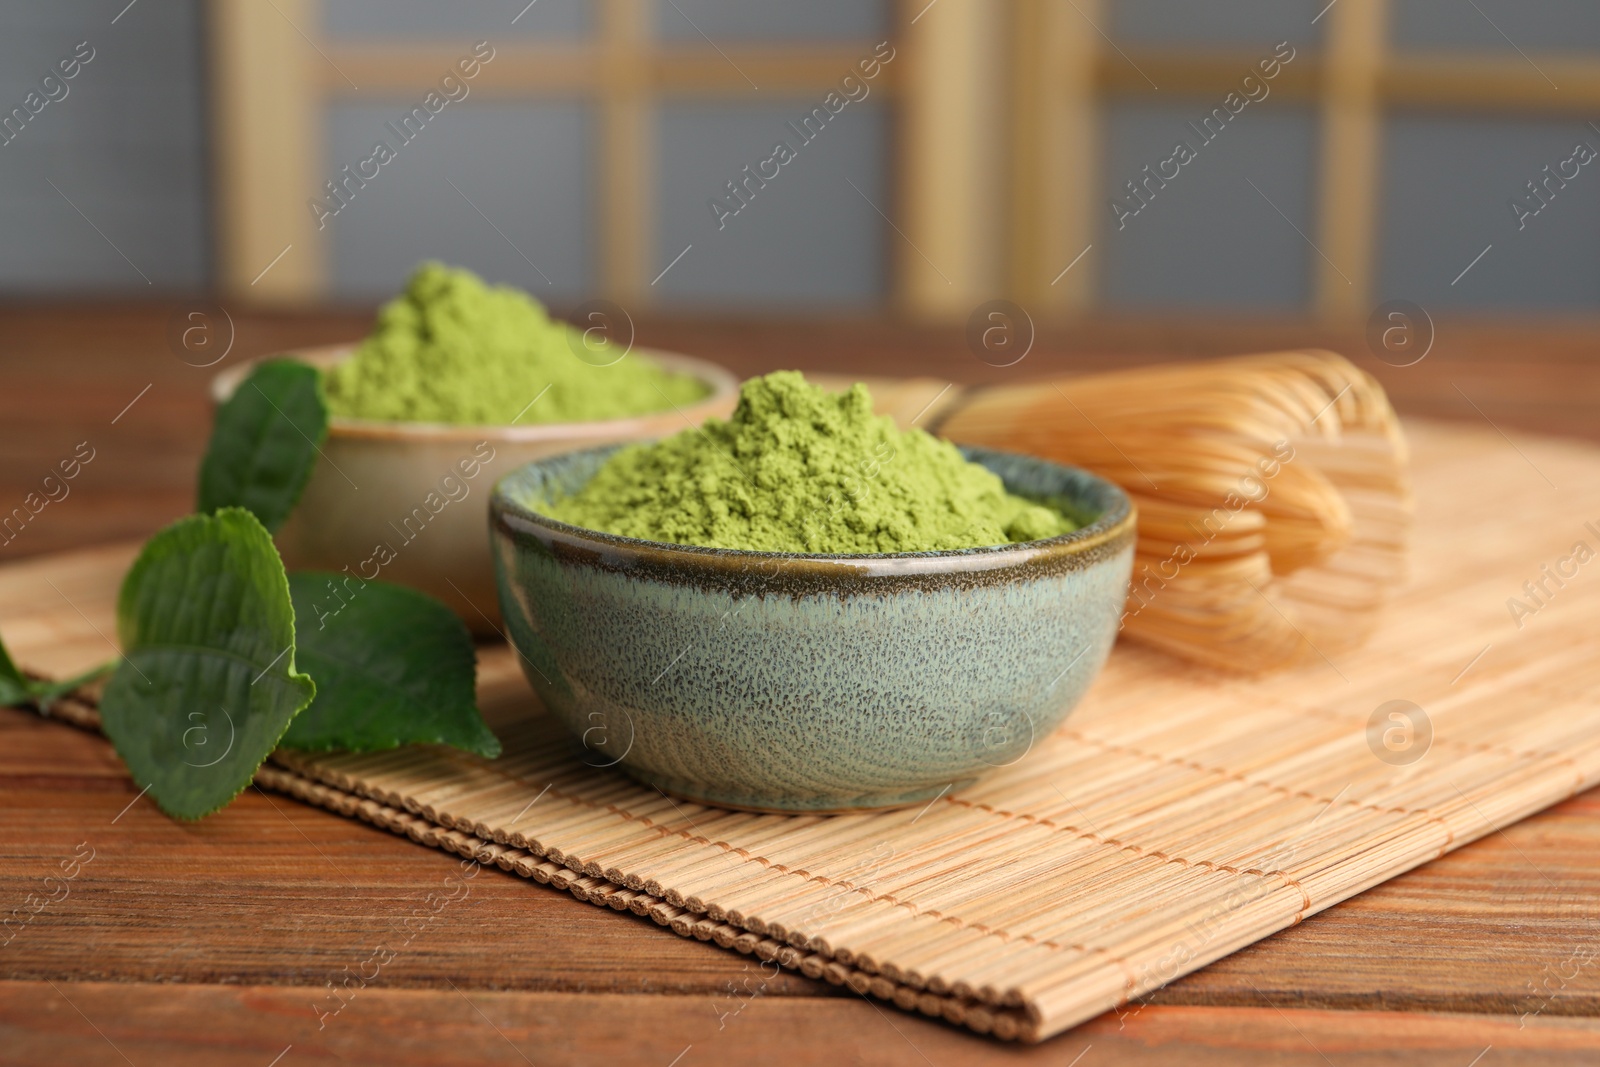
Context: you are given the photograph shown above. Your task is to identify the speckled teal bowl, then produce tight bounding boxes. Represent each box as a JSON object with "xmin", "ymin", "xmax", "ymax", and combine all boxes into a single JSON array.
[{"xmin": 489, "ymin": 444, "xmax": 1135, "ymax": 813}]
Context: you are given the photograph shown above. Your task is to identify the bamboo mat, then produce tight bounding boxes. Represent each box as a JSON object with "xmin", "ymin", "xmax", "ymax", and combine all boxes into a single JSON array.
[{"xmin": 6, "ymin": 418, "xmax": 1600, "ymax": 1043}]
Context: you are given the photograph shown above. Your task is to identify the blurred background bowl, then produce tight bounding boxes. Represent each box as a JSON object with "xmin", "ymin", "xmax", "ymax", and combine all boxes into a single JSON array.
[
  {"xmin": 490, "ymin": 442, "xmax": 1136, "ymax": 812},
  {"xmin": 211, "ymin": 343, "xmax": 738, "ymax": 632}
]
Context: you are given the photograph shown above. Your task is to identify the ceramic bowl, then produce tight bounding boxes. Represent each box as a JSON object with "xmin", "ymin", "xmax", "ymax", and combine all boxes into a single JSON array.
[
  {"xmin": 489, "ymin": 443, "xmax": 1136, "ymax": 812},
  {"xmin": 210, "ymin": 344, "xmax": 738, "ymax": 633}
]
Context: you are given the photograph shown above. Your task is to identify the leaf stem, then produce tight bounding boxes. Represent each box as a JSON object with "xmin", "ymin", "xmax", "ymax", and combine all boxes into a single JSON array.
[{"xmin": 33, "ymin": 659, "xmax": 117, "ymax": 712}]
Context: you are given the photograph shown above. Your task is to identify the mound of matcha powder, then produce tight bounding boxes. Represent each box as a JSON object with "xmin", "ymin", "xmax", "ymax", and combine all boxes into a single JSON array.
[
  {"xmin": 542, "ymin": 371, "xmax": 1077, "ymax": 553},
  {"xmin": 322, "ymin": 262, "xmax": 708, "ymax": 425}
]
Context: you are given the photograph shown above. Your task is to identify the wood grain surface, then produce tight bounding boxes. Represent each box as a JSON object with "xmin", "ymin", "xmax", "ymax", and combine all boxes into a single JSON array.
[
  {"xmin": 2, "ymin": 305, "xmax": 1599, "ymax": 1063},
  {"xmin": 9, "ymin": 981, "xmax": 1600, "ymax": 1067}
]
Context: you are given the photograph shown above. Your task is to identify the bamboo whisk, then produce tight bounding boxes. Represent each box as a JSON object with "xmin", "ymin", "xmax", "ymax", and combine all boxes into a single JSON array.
[{"xmin": 925, "ymin": 351, "xmax": 1412, "ymax": 672}]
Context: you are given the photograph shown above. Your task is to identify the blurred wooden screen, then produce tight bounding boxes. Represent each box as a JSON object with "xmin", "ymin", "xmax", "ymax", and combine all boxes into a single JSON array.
[{"xmin": 208, "ymin": 0, "xmax": 1600, "ymax": 318}]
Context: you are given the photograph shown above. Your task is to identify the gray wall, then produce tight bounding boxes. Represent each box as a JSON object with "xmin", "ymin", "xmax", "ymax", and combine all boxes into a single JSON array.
[
  {"xmin": 1391, "ymin": 0, "xmax": 1600, "ymax": 51},
  {"xmin": 652, "ymin": 100, "xmax": 889, "ymax": 308},
  {"xmin": 654, "ymin": 0, "xmax": 888, "ymax": 42},
  {"xmin": 323, "ymin": 0, "xmax": 590, "ymax": 40},
  {"xmin": 317, "ymin": 1, "xmax": 891, "ymax": 308},
  {"xmin": 1378, "ymin": 113, "xmax": 1600, "ymax": 310},
  {"xmin": 0, "ymin": 0, "xmax": 208, "ymax": 294},
  {"xmin": 1100, "ymin": 102, "xmax": 1317, "ymax": 311},
  {"xmin": 324, "ymin": 101, "xmax": 596, "ymax": 300},
  {"xmin": 1111, "ymin": 0, "xmax": 1323, "ymax": 51}
]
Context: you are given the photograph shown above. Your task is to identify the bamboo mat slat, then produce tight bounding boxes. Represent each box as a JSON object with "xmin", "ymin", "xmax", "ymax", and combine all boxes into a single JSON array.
[{"xmin": 4, "ymin": 418, "xmax": 1599, "ymax": 1043}]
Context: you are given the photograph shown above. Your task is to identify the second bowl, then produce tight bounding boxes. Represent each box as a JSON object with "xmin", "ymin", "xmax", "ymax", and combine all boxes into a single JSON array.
[{"xmin": 211, "ymin": 344, "xmax": 738, "ymax": 631}]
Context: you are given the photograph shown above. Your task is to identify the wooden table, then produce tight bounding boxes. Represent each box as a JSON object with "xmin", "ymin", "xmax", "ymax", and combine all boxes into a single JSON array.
[{"xmin": 3, "ymin": 305, "xmax": 1599, "ymax": 1065}]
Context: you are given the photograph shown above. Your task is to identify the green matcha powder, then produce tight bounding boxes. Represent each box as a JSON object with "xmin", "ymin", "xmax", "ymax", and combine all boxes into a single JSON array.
[
  {"xmin": 544, "ymin": 371, "xmax": 1076, "ymax": 554},
  {"xmin": 323, "ymin": 262, "xmax": 708, "ymax": 425}
]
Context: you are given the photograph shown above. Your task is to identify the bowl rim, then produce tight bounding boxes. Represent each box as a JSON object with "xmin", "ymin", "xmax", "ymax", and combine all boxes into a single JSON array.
[
  {"xmin": 209, "ymin": 342, "xmax": 740, "ymax": 443},
  {"xmin": 490, "ymin": 441, "xmax": 1136, "ymax": 572}
]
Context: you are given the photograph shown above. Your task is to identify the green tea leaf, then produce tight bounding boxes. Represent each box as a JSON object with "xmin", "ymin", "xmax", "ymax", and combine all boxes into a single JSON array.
[
  {"xmin": 197, "ymin": 359, "xmax": 328, "ymax": 532},
  {"xmin": 29, "ymin": 661, "xmax": 116, "ymax": 710},
  {"xmin": 0, "ymin": 630, "xmax": 112, "ymax": 710},
  {"xmin": 0, "ymin": 632, "xmax": 31, "ymax": 707},
  {"xmin": 100, "ymin": 508, "xmax": 316, "ymax": 820},
  {"xmin": 282, "ymin": 572, "xmax": 500, "ymax": 758}
]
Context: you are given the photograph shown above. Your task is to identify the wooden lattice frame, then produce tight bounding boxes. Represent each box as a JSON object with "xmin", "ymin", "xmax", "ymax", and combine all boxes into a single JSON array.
[{"xmin": 210, "ymin": 0, "xmax": 1600, "ymax": 317}]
